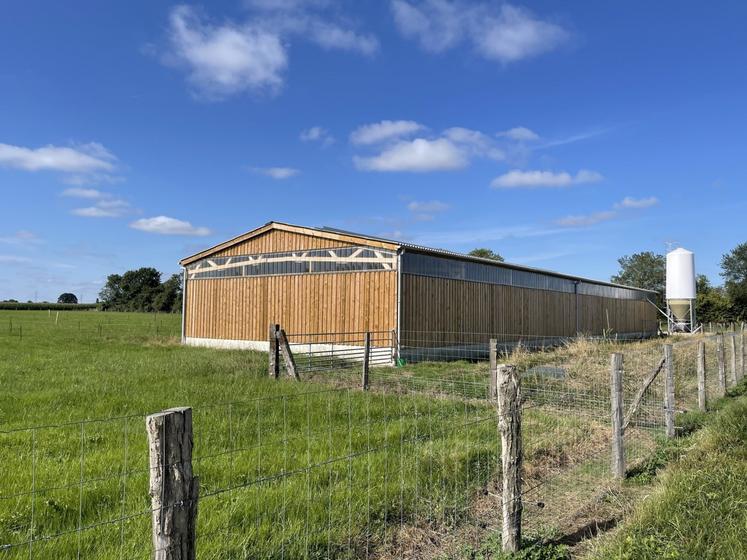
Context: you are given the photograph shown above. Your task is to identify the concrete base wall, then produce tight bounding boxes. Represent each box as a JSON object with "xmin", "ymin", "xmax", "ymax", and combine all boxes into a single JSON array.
[
  {"xmin": 185, "ymin": 337, "xmax": 269, "ymax": 351},
  {"xmin": 184, "ymin": 337, "xmax": 394, "ymax": 366}
]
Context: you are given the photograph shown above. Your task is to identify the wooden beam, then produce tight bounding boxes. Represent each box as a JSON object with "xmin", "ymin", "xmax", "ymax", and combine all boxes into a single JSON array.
[
  {"xmin": 621, "ymin": 357, "xmax": 666, "ymax": 432},
  {"xmin": 611, "ymin": 353, "xmax": 625, "ymax": 478},
  {"xmin": 497, "ymin": 364, "xmax": 522, "ymax": 553},
  {"xmin": 278, "ymin": 329, "xmax": 299, "ymax": 381},
  {"xmin": 664, "ymin": 344, "xmax": 675, "ymax": 438},
  {"xmin": 179, "ymin": 221, "xmax": 400, "ymax": 265},
  {"xmin": 146, "ymin": 407, "xmax": 198, "ymax": 560},
  {"xmin": 187, "ymin": 247, "xmax": 397, "ymax": 278}
]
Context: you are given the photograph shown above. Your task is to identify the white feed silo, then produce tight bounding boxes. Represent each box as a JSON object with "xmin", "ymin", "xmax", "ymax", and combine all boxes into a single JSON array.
[{"xmin": 665, "ymin": 248, "xmax": 696, "ymax": 332}]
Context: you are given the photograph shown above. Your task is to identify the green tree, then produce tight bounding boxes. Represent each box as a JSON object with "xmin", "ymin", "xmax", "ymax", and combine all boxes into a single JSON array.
[
  {"xmin": 99, "ymin": 268, "xmax": 162, "ymax": 312},
  {"xmin": 153, "ymin": 274, "xmax": 183, "ymax": 313},
  {"xmin": 468, "ymin": 248, "xmax": 504, "ymax": 262},
  {"xmin": 99, "ymin": 268, "xmax": 184, "ymax": 312},
  {"xmin": 57, "ymin": 293, "xmax": 78, "ymax": 304},
  {"xmin": 695, "ymin": 275, "xmax": 731, "ymax": 323},
  {"xmin": 99, "ymin": 274, "xmax": 123, "ymax": 310},
  {"xmin": 721, "ymin": 242, "xmax": 747, "ymax": 320},
  {"xmin": 611, "ymin": 251, "xmax": 665, "ymax": 306}
]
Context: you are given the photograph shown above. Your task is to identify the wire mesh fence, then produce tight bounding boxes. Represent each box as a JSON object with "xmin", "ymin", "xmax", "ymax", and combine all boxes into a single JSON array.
[
  {"xmin": 0, "ymin": 310, "xmax": 181, "ymax": 344},
  {"xmin": 0, "ymin": 382, "xmax": 501, "ymax": 559},
  {"xmin": 2, "ymin": 324, "xmax": 743, "ymax": 558},
  {"xmin": 286, "ymin": 331, "xmax": 395, "ymax": 375}
]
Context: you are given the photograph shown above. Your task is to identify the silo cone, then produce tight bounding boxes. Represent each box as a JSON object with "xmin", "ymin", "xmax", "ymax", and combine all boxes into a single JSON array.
[{"xmin": 668, "ymin": 299, "xmax": 691, "ymax": 322}]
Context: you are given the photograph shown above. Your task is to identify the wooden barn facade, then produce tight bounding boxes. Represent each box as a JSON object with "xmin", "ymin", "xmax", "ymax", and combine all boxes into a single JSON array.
[{"xmin": 179, "ymin": 222, "xmax": 658, "ymax": 351}]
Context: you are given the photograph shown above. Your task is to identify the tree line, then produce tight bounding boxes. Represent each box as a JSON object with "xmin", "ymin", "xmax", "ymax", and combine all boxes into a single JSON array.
[
  {"xmin": 98, "ymin": 268, "xmax": 183, "ymax": 313},
  {"xmin": 41, "ymin": 241, "xmax": 746, "ymax": 320},
  {"xmin": 611, "ymin": 242, "xmax": 747, "ymax": 323}
]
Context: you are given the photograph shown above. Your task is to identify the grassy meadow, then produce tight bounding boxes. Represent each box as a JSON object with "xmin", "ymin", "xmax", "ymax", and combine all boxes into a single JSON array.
[
  {"xmin": 588, "ymin": 381, "xmax": 747, "ymax": 560},
  {"xmin": 1, "ymin": 310, "xmax": 710, "ymax": 559},
  {"xmin": 0, "ymin": 311, "xmax": 506, "ymax": 559}
]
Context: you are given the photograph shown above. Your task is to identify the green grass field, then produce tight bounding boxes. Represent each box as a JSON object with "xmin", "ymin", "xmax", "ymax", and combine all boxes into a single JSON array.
[
  {"xmin": 0, "ymin": 311, "xmax": 508, "ymax": 559},
  {"xmin": 588, "ymin": 381, "xmax": 747, "ymax": 560},
  {"xmin": 0, "ymin": 311, "xmax": 673, "ymax": 559}
]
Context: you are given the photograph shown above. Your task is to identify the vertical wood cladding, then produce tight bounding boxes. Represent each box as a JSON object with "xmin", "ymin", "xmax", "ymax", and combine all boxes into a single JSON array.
[
  {"xmin": 400, "ymin": 274, "xmax": 657, "ymax": 344},
  {"xmin": 211, "ymin": 230, "xmax": 354, "ymax": 257},
  {"xmin": 183, "ymin": 227, "xmax": 657, "ymax": 348},
  {"xmin": 185, "ymin": 271, "xmax": 397, "ymax": 342}
]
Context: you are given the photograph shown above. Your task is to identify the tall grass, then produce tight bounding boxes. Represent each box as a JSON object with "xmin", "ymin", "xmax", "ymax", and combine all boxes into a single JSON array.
[
  {"xmin": 0, "ymin": 311, "xmax": 503, "ymax": 558},
  {"xmin": 0, "ymin": 311, "xmax": 677, "ymax": 559},
  {"xmin": 589, "ymin": 381, "xmax": 747, "ymax": 560}
]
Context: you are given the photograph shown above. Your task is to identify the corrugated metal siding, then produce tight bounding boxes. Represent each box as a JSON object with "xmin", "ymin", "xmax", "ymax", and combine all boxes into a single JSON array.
[
  {"xmin": 400, "ymin": 274, "xmax": 658, "ymax": 345},
  {"xmin": 402, "ymin": 253, "xmax": 650, "ymax": 300}
]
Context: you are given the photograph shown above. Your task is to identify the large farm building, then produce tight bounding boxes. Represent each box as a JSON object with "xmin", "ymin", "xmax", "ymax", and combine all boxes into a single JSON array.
[{"xmin": 179, "ymin": 221, "xmax": 658, "ymax": 355}]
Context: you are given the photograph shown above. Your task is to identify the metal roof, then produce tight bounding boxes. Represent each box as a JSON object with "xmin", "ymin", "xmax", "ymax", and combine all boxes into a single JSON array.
[
  {"xmin": 181, "ymin": 220, "xmax": 658, "ymax": 295},
  {"xmin": 315, "ymin": 225, "xmax": 659, "ymax": 295}
]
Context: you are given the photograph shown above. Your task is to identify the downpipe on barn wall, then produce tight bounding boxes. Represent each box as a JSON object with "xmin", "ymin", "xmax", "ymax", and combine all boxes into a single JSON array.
[
  {"xmin": 396, "ymin": 248, "xmax": 403, "ymax": 362},
  {"xmin": 181, "ymin": 267, "xmax": 187, "ymax": 344}
]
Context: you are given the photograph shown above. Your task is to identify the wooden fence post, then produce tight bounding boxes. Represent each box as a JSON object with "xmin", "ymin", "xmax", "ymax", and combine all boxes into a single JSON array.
[
  {"xmin": 497, "ymin": 364, "xmax": 522, "ymax": 553},
  {"xmin": 697, "ymin": 340, "xmax": 707, "ymax": 412},
  {"xmin": 146, "ymin": 407, "xmax": 198, "ymax": 560},
  {"xmin": 716, "ymin": 334, "xmax": 726, "ymax": 397},
  {"xmin": 610, "ymin": 353, "xmax": 625, "ymax": 478},
  {"xmin": 390, "ymin": 329, "xmax": 398, "ymax": 365},
  {"xmin": 729, "ymin": 334, "xmax": 738, "ymax": 387},
  {"xmin": 277, "ymin": 329, "xmax": 299, "ymax": 380},
  {"xmin": 489, "ymin": 339, "xmax": 498, "ymax": 399},
  {"xmin": 362, "ymin": 332, "xmax": 371, "ymax": 390},
  {"xmin": 663, "ymin": 345, "xmax": 675, "ymax": 438},
  {"xmin": 268, "ymin": 324, "xmax": 280, "ymax": 378},
  {"xmin": 740, "ymin": 326, "xmax": 746, "ymax": 383}
]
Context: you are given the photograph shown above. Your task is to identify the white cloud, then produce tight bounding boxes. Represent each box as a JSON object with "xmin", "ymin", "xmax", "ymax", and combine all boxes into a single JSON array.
[
  {"xmin": 555, "ymin": 211, "xmax": 616, "ymax": 227},
  {"xmin": 351, "ymin": 121, "xmax": 512, "ymax": 172},
  {"xmin": 243, "ymin": 0, "xmax": 378, "ymax": 55},
  {"xmin": 71, "ymin": 196, "xmax": 131, "ymax": 218},
  {"xmin": 350, "ymin": 120, "xmax": 425, "ymax": 145},
  {"xmin": 408, "ymin": 223, "xmax": 571, "ymax": 246},
  {"xmin": 507, "ymin": 249, "xmax": 576, "ymax": 264},
  {"xmin": 251, "ymin": 166, "xmax": 300, "ymax": 179},
  {"xmin": 553, "ymin": 195, "xmax": 658, "ymax": 230},
  {"xmin": 407, "ymin": 200, "xmax": 450, "ymax": 213},
  {"xmin": 72, "ymin": 207, "xmax": 119, "ymax": 218},
  {"xmin": 536, "ymin": 127, "xmax": 613, "ymax": 150},
  {"xmin": 62, "ymin": 172, "xmax": 124, "ymax": 187},
  {"xmin": 407, "ymin": 199, "xmax": 450, "ymax": 222},
  {"xmin": 491, "ymin": 169, "xmax": 603, "ymax": 189},
  {"xmin": 500, "ymin": 126, "xmax": 539, "ymax": 142},
  {"xmin": 391, "ymin": 1, "xmax": 568, "ymax": 63},
  {"xmin": 164, "ymin": 4, "xmax": 377, "ymax": 99},
  {"xmin": 0, "ymin": 142, "xmax": 116, "ymax": 174},
  {"xmin": 0, "ymin": 255, "xmax": 32, "ymax": 264},
  {"xmin": 471, "ymin": 4, "xmax": 569, "ymax": 63},
  {"xmin": 302, "ymin": 18, "xmax": 379, "ymax": 55},
  {"xmin": 354, "ymin": 138, "xmax": 467, "ymax": 172},
  {"xmin": 300, "ymin": 126, "xmax": 334, "ymax": 146},
  {"xmin": 64, "ymin": 187, "xmax": 132, "ymax": 218},
  {"xmin": 0, "ymin": 230, "xmax": 42, "ymax": 246},
  {"xmin": 615, "ymin": 196, "xmax": 659, "ymax": 209},
  {"xmin": 167, "ymin": 5, "xmax": 288, "ymax": 99},
  {"xmin": 443, "ymin": 127, "xmax": 505, "ymax": 160},
  {"xmin": 61, "ymin": 187, "xmax": 104, "ymax": 199},
  {"xmin": 130, "ymin": 216, "xmax": 211, "ymax": 236},
  {"xmin": 244, "ymin": 0, "xmax": 332, "ymax": 11}
]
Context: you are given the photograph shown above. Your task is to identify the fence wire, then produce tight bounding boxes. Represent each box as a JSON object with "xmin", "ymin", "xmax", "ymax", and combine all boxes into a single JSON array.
[{"xmin": 2, "ymin": 324, "xmax": 743, "ymax": 558}]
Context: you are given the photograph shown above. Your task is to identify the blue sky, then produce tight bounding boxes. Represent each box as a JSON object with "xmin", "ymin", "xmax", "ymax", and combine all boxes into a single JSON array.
[{"xmin": 2, "ymin": 0, "xmax": 746, "ymax": 302}]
